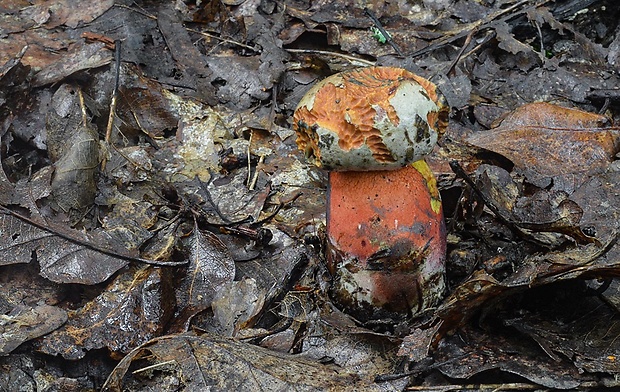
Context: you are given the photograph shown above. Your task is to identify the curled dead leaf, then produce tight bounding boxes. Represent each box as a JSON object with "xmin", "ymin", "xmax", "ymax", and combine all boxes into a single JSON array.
[{"xmin": 467, "ymin": 102, "xmax": 620, "ymax": 189}]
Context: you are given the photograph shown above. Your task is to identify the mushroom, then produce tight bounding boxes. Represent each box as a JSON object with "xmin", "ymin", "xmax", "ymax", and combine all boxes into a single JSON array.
[{"xmin": 293, "ymin": 66, "xmax": 449, "ymax": 320}]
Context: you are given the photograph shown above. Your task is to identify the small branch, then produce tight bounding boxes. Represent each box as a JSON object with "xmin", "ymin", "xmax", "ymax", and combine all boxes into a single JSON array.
[
  {"xmin": 364, "ymin": 7, "xmax": 404, "ymax": 57},
  {"xmin": 187, "ymin": 27, "xmax": 259, "ymax": 52},
  {"xmin": 0, "ymin": 205, "xmax": 187, "ymax": 267},
  {"xmin": 246, "ymin": 130, "xmax": 253, "ymax": 188},
  {"xmin": 285, "ymin": 48, "xmax": 375, "ymax": 66},
  {"xmin": 248, "ymin": 155, "xmax": 264, "ymax": 191},
  {"xmin": 101, "ymin": 40, "xmax": 122, "ymax": 171},
  {"xmin": 446, "ymin": 26, "xmax": 479, "ymax": 76},
  {"xmin": 77, "ymin": 87, "xmax": 88, "ymax": 127},
  {"xmin": 410, "ymin": 0, "xmax": 551, "ymax": 58},
  {"xmin": 405, "ymin": 382, "xmax": 547, "ymax": 391}
]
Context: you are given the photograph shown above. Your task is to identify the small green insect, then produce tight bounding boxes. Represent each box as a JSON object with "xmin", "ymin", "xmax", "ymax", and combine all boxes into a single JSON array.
[{"xmin": 370, "ymin": 27, "xmax": 391, "ymax": 44}]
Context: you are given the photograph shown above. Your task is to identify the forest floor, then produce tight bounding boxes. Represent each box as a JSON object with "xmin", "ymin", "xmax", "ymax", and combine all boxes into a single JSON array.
[{"xmin": 1, "ymin": 0, "xmax": 620, "ymax": 391}]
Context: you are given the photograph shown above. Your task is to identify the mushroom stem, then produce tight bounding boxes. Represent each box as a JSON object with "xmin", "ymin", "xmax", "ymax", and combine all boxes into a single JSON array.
[{"xmin": 326, "ymin": 160, "xmax": 446, "ymax": 320}]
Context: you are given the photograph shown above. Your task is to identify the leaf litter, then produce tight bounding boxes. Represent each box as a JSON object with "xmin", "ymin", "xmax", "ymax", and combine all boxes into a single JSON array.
[{"xmin": 1, "ymin": 0, "xmax": 620, "ymax": 391}]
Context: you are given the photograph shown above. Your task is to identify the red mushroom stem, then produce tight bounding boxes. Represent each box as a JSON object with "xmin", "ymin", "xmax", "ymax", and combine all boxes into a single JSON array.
[{"xmin": 327, "ymin": 161, "xmax": 446, "ymax": 320}]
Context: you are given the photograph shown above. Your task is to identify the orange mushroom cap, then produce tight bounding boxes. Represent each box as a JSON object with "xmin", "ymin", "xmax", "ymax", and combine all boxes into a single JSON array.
[{"xmin": 293, "ymin": 66, "xmax": 448, "ymax": 171}]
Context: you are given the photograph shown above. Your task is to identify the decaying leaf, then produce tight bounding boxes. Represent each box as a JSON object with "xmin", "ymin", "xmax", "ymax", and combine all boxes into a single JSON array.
[
  {"xmin": 435, "ymin": 324, "xmax": 585, "ymax": 389},
  {"xmin": 46, "ymin": 84, "xmax": 99, "ymax": 220},
  {"xmin": 181, "ymin": 222, "xmax": 235, "ymax": 311},
  {"xmin": 493, "ymin": 20, "xmax": 534, "ymax": 55},
  {"xmin": 37, "ymin": 265, "xmax": 173, "ymax": 360},
  {"xmin": 0, "ymin": 303, "xmax": 67, "ymax": 355},
  {"xmin": 210, "ymin": 278, "xmax": 266, "ymax": 337},
  {"xmin": 102, "ymin": 334, "xmax": 383, "ymax": 392},
  {"xmin": 114, "ymin": 64, "xmax": 181, "ymax": 140},
  {"xmin": 235, "ymin": 228, "xmax": 310, "ymax": 309},
  {"xmin": 474, "ymin": 164, "xmax": 591, "ymax": 244},
  {"xmin": 33, "ymin": 41, "xmax": 112, "ymax": 87},
  {"xmin": 170, "ymin": 96, "xmax": 229, "ymax": 182},
  {"xmin": 156, "ymin": 9, "xmax": 215, "ymax": 101},
  {"xmin": 467, "ymin": 102, "xmax": 620, "ymax": 190},
  {"xmin": 0, "ymin": 208, "xmax": 129, "ymax": 284},
  {"xmin": 10, "ymin": 166, "xmax": 53, "ymax": 216},
  {"xmin": 200, "ymin": 171, "xmax": 272, "ymax": 224},
  {"xmin": 502, "ymin": 291, "xmax": 620, "ymax": 375},
  {"xmin": 397, "ymin": 323, "xmax": 442, "ymax": 362}
]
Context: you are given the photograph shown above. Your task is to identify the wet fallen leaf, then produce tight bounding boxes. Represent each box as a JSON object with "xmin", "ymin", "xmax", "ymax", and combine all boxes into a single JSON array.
[
  {"xmin": 140, "ymin": 219, "xmax": 181, "ymax": 262},
  {"xmin": 503, "ymin": 291, "xmax": 620, "ymax": 375},
  {"xmin": 114, "ymin": 64, "xmax": 181, "ymax": 141},
  {"xmin": 156, "ymin": 8, "xmax": 215, "ymax": 101},
  {"xmin": 102, "ymin": 334, "xmax": 383, "ymax": 392},
  {"xmin": 29, "ymin": 0, "xmax": 115, "ymax": 29},
  {"xmin": 0, "ymin": 303, "xmax": 67, "ymax": 355},
  {"xmin": 0, "ymin": 0, "xmax": 112, "ymax": 71},
  {"xmin": 165, "ymin": 91, "xmax": 230, "ymax": 182},
  {"xmin": 397, "ymin": 323, "xmax": 441, "ymax": 362},
  {"xmin": 101, "ymin": 200, "xmax": 158, "ymax": 251},
  {"xmin": 33, "ymin": 41, "xmax": 113, "ymax": 87},
  {"xmin": 494, "ymin": 20, "xmax": 535, "ymax": 55},
  {"xmin": 474, "ymin": 164, "xmax": 591, "ymax": 245},
  {"xmin": 235, "ymin": 227, "xmax": 309, "ymax": 309},
  {"xmin": 10, "ymin": 166, "xmax": 53, "ymax": 216},
  {"xmin": 179, "ymin": 222, "xmax": 235, "ymax": 313},
  {"xmin": 0, "ymin": 208, "xmax": 130, "ymax": 284},
  {"xmin": 210, "ymin": 278, "xmax": 266, "ymax": 337},
  {"xmin": 47, "ymin": 85, "xmax": 99, "ymax": 220},
  {"xmin": 435, "ymin": 324, "xmax": 587, "ymax": 389},
  {"xmin": 203, "ymin": 10, "xmax": 287, "ymax": 111},
  {"xmin": 201, "ymin": 172, "xmax": 272, "ymax": 224},
  {"xmin": 37, "ymin": 265, "xmax": 173, "ymax": 360}
]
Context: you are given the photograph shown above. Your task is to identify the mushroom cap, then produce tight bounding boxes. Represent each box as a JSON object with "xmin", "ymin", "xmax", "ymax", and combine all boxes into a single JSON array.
[{"xmin": 293, "ymin": 66, "xmax": 448, "ymax": 171}]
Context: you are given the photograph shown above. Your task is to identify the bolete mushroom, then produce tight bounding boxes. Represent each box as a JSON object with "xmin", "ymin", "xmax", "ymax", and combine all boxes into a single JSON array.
[{"xmin": 293, "ymin": 66, "xmax": 449, "ymax": 320}]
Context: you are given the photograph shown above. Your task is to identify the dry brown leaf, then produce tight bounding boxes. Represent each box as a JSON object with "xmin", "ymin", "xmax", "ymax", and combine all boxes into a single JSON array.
[{"xmin": 467, "ymin": 102, "xmax": 620, "ymax": 188}]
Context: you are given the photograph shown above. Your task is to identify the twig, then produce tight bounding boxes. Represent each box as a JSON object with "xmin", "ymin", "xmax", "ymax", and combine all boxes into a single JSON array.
[
  {"xmin": 364, "ymin": 7, "xmax": 404, "ymax": 57},
  {"xmin": 247, "ymin": 130, "xmax": 253, "ymax": 188},
  {"xmin": 410, "ymin": 0, "xmax": 551, "ymax": 59},
  {"xmin": 405, "ymin": 383, "xmax": 547, "ymax": 391},
  {"xmin": 187, "ymin": 27, "xmax": 259, "ymax": 52},
  {"xmin": 0, "ymin": 205, "xmax": 188, "ymax": 267},
  {"xmin": 458, "ymin": 30, "xmax": 497, "ymax": 63},
  {"xmin": 132, "ymin": 360, "xmax": 177, "ymax": 375},
  {"xmin": 446, "ymin": 26, "xmax": 479, "ymax": 76},
  {"xmin": 285, "ymin": 48, "xmax": 375, "ymax": 66},
  {"xmin": 77, "ymin": 87, "xmax": 88, "ymax": 127},
  {"xmin": 101, "ymin": 40, "xmax": 121, "ymax": 171},
  {"xmin": 195, "ymin": 174, "xmax": 234, "ymax": 225},
  {"xmin": 253, "ymin": 191, "xmax": 303, "ymax": 224},
  {"xmin": 248, "ymin": 155, "xmax": 264, "ymax": 191}
]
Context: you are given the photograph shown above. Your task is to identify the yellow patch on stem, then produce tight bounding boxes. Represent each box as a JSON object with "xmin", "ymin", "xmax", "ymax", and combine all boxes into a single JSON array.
[{"xmin": 411, "ymin": 159, "xmax": 442, "ymax": 214}]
